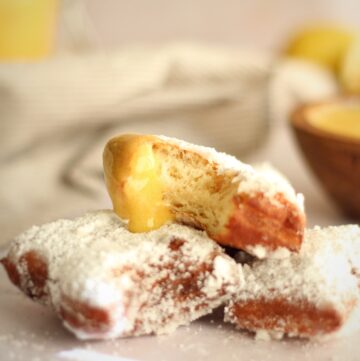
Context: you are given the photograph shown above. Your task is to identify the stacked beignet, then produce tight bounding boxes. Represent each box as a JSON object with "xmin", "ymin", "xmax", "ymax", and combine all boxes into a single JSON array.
[
  {"xmin": 2, "ymin": 134, "xmax": 359, "ymax": 341},
  {"xmin": 103, "ymin": 135, "xmax": 306, "ymax": 258},
  {"xmin": 2, "ymin": 211, "xmax": 242, "ymax": 339},
  {"xmin": 225, "ymin": 225, "xmax": 360, "ymax": 340}
]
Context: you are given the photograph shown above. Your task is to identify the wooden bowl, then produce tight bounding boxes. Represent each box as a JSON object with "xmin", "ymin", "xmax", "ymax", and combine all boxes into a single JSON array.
[{"xmin": 290, "ymin": 97, "xmax": 360, "ymax": 219}]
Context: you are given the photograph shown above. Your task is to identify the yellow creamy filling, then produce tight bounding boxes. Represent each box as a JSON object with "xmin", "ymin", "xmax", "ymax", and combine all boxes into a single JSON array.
[
  {"xmin": 103, "ymin": 135, "xmax": 173, "ymax": 232},
  {"xmin": 308, "ymin": 106, "xmax": 360, "ymax": 139}
]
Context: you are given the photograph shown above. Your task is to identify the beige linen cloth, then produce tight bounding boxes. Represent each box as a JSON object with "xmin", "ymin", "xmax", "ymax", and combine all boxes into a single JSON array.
[{"xmin": 0, "ymin": 44, "xmax": 336, "ymax": 246}]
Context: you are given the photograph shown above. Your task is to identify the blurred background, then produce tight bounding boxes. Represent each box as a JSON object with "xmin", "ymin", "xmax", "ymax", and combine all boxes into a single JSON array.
[
  {"xmin": 0, "ymin": 0, "xmax": 359, "ymax": 244},
  {"xmin": 69, "ymin": 0, "xmax": 360, "ymax": 50}
]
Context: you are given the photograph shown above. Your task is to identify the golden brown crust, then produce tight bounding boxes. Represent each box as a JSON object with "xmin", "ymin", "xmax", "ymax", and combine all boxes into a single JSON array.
[
  {"xmin": 228, "ymin": 297, "xmax": 348, "ymax": 337},
  {"xmin": 2, "ymin": 251, "xmax": 48, "ymax": 301},
  {"xmin": 1, "ymin": 258, "xmax": 20, "ymax": 288},
  {"xmin": 216, "ymin": 193, "xmax": 305, "ymax": 252},
  {"xmin": 60, "ymin": 296, "xmax": 114, "ymax": 335}
]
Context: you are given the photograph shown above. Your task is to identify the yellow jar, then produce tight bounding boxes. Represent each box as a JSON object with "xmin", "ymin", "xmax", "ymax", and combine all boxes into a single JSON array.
[{"xmin": 0, "ymin": 0, "xmax": 58, "ymax": 60}]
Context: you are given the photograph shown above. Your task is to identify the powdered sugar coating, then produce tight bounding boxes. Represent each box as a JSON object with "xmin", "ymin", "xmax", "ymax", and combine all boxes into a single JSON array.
[
  {"xmin": 246, "ymin": 245, "xmax": 291, "ymax": 260},
  {"xmin": 306, "ymin": 225, "xmax": 360, "ymax": 286},
  {"xmin": 5, "ymin": 210, "xmax": 242, "ymax": 339},
  {"xmin": 225, "ymin": 225, "xmax": 360, "ymax": 339},
  {"xmin": 157, "ymin": 135, "xmax": 304, "ymax": 209}
]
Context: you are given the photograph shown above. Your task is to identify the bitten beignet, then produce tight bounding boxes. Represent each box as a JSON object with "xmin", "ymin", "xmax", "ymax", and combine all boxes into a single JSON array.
[
  {"xmin": 225, "ymin": 225, "xmax": 360, "ymax": 340},
  {"xmin": 103, "ymin": 134, "xmax": 305, "ymax": 258},
  {"xmin": 1, "ymin": 211, "xmax": 242, "ymax": 340}
]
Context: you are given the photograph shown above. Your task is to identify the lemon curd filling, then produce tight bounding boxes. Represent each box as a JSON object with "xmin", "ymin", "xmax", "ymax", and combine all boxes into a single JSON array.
[
  {"xmin": 103, "ymin": 135, "xmax": 173, "ymax": 233},
  {"xmin": 307, "ymin": 106, "xmax": 360, "ymax": 139}
]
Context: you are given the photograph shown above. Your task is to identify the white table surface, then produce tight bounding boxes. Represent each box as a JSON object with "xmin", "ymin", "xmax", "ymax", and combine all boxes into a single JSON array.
[{"xmin": 0, "ymin": 124, "xmax": 358, "ymax": 361}]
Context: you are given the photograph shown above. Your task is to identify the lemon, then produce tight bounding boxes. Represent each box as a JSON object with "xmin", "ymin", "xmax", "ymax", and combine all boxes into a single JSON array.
[
  {"xmin": 285, "ymin": 25, "xmax": 355, "ymax": 74},
  {"xmin": 340, "ymin": 39, "xmax": 360, "ymax": 93}
]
